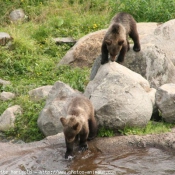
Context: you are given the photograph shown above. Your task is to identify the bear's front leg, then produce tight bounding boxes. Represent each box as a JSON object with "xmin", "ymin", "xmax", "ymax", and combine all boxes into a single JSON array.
[
  {"xmin": 117, "ymin": 44, "xmax": 128, "ymax": 63},
  {"xmin": 65, "ymin": 140, "xmax": 74, "ymax": 159},
  {"xmin": 101, "ymin": 42, "xmax": 109, "ymax": 64},
  {"xmin": 79, "ymin": 133, "xmax": 88, "ymax": 151}
]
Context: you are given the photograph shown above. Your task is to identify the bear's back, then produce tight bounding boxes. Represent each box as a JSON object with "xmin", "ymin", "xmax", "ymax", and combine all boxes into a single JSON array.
[
  {"xmin": 111, "ymin": 12, "xmax": 137, "ymax": 34},
  {"xmin": 67, "ymin": 96, "xmax": 94, "ymax": 119}
]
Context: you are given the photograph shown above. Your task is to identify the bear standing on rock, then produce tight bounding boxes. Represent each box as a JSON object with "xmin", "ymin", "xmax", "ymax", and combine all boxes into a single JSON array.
[
  {"xmin": 60, "ymin": 95, "xmax": 97, "ymax": 159},
  {"xmin": 101, "ymin": 12, "xmax": 141, "ymax": 64}
]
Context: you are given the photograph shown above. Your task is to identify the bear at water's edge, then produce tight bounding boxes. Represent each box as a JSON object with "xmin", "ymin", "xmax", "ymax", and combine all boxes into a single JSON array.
[
  {"xmin": 101, "ymin": 12, "xmax": 141, "ymax": 64},
  {"xmin": 60, "ymin": 95, "xmax": 97, "ymax": 159}
]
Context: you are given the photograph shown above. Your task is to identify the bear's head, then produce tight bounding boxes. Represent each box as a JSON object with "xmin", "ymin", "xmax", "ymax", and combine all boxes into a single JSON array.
[
  {"xmin": 60, "ymin": 115, "xmax": 82, "ymax": 143},
  {"xmin": 105, "ymin": 23, "xmax": 126, "ymax": 61}
]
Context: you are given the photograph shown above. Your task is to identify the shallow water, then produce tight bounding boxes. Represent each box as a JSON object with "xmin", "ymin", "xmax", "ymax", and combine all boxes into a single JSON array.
[
  {"xmin": 69, "ymin": 148, "xmax": 175, "ymax": 175},
  {"xmin": 0, "ymin": 141, "xmax": 175, "ymax": 175}
]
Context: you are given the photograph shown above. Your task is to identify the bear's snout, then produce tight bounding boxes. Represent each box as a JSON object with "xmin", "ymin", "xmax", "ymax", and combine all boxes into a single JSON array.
[{"xmin": 110, "ymin": 55, "xmax": 117, "ymax": 62}]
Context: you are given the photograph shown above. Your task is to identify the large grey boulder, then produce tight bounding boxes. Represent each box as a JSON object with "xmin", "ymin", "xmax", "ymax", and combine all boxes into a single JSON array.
[
  {"xmin": 123, "ymin": 44, "xmax": 175, "ymax": 89},
  {"xmin": 153, "ymin": 19, "xmax": 175, "ymax": 66},
  {"xmin": 91, "ymin": 47, "xmax": 175, "ymax": 89},
  {"xmin": 147, "ymin": 88, "xmax": 159, "ymax": 120},
  {"xmin": 37, "ymin": 81, "xmax": 81, "ymax": 136},
  {"xmin": 84, "ymin": 62, "xmax": 153, "ymax": 130},
  {"xmin": 155, "ymin": 83, "xmax": 175, "ymax": 123},
  {"xmin": 58, "ymin": 29, "xmax": 106, "ymax": 68},
  {"xmin": 0, "ymin": 105, "xmax": 22, "ymax": 131},
  {"xmin": 123, "ymin": 21, "xmax": 175, "ymax": 89},
  {"xmin": 137, "ymin": 22, "xmax": 158, "ymax": 41}
]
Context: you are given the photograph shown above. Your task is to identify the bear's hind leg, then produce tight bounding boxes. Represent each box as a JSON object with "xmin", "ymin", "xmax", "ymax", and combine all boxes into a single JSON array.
[
  {"xmin": 129, "ymin": 30, "xmax": 141, "ymax": 52},
  {"xmin": 88, "ymin": 118, "xmax": 97, "ymax": 140}
]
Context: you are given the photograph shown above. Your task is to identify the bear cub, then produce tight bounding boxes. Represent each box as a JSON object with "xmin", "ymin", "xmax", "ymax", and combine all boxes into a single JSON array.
[
  {"xmin": 60, "ymin": 95, "xmax": 97, "ymax": 159},
  {"xmin": 101, "ymin": 12, "xmax": 141, "ymax": 64}
]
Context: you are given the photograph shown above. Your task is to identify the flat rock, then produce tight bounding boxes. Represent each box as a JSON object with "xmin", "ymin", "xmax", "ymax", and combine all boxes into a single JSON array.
[
  {"xmin": 0, "ymin": 32, "xmax": 13, "ymax": 46},
  {"xmin": 0, "ymin": 105, "xmax": 22, "ymax": 131},
  {"xmin": 29, "ymin": 85, "xmax": 53, "ymax": 101},
  {"xmin": 0, "ymin": 79, "xmax": 10, "ymax": 86},
  {"xmin": 9, "ymin": 9, "xmax": 25, "ymax": 22},
  {"xmin": 0, "ymin": 91, "xmax": 15, "ymax": 101},
  {"xmin": 53, "ymin": 37, "xmax": 76, "ymax": 44}
]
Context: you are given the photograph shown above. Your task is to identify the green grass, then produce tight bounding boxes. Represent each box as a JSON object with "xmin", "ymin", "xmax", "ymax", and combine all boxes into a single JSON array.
[
  {"xmin": 5, "ymin": 99, "xmax": 46, "ymax": 142},
  {"xmin": 0, "ymin": 0, "xmax": 175, "ymax": 142},
  {"xmin": 110, "ymin": 0, "xmax": 175, "ymax": 22},
  {"xmin": 119, "ymin": 121, "xmax": 173, "ymax": 136},
  {"xmin": 98, "ymin": 121, "xmax": 173, "ymax": 138}
]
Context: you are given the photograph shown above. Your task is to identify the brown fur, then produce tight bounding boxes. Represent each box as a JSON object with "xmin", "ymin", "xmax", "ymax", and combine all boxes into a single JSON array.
[
  {"xmin": 101, "ymin": 12, "xmax": 141, "ymax": 64},
  {"xmin": 60, "ymin": 95, "xmax": 97, "ymax": 159}
]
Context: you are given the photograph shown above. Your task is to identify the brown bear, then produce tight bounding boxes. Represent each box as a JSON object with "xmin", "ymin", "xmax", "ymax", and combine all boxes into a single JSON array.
[
  {"xmin": 60, "ymin": 95, "xmax": 97, "ymax": 159},
  {"xmin": 101, "ymin": 12, "xmax": 141, "ymax": 64}
]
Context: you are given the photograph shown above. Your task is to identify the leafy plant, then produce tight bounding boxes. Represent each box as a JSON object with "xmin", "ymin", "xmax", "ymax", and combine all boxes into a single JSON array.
[{"xmin": 98, "ymin": 127, "xmax": 115, "ymax": 137}]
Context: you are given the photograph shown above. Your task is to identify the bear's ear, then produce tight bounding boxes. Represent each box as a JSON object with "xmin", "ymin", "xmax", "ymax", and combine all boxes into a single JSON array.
[
  {"xmin": 105, "ymin": 39, "xmax": 112, "ymax": 46},
  {"xmin": 60, "ymin": 117, "xmax": 67, "ymax": 127},
  {"xmin": 72, "ymin": 122, "xmax": 79, "ymax": 130},
  {"xmin": 118, "ymin": 40, "xmax": 124, "ymax": 46}
]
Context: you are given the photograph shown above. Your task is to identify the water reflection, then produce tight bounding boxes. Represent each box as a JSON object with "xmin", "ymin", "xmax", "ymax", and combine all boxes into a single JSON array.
[{"xmin": 69, "ymin": 148, "xmax": 175, "ymax": 175}]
